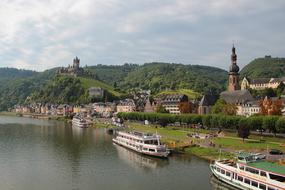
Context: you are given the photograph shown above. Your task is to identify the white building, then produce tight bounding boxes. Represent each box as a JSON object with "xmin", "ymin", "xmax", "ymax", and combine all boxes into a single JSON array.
[
  {"xmin": 241, "ymin": 77, "xmax": 285, "ymax": 90},
  {"xmin": 237, "ymin": 101, "xmax": 261, "ymax": 117}
]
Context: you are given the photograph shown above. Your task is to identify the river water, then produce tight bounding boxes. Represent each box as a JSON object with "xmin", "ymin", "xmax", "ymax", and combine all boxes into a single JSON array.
[{"xmin": 0, "ymin": 116, "xmax": 234, "ymax": 190}]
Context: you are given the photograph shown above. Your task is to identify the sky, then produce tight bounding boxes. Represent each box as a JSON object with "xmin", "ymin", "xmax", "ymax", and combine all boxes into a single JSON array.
[{"xmin": 0, "ymin": 0, "xmax": 285, "ymax": 71}]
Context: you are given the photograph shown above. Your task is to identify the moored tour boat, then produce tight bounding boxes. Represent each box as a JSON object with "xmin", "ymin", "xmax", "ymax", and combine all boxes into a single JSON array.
[
  {"xmin": 72, "ymin": 116, "xmax": 88, "ymax": 128},
  {"xmin": 112, "ymin": 131, "xmax": 170, "ymax": 158},
  {"xmin": 210, "ymin": 152, "xmax": 285, "ymax": 190}
]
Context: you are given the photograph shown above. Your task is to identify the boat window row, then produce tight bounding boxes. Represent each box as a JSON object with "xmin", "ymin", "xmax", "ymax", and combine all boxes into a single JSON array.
[
  {"xmin": 125, "ymin": 142, "xmax": 139, "ymax": 149},
  {"xmin": 144, "ymin": 140, "xmax": 159, "ymax": 145},
  {"xmin": 237, "ymin": 175, "xmax": 277, "ymax": 190},
  {"xmin": 240, "ymin": 165, "xmax": 285, "ymax": 182},
  {"xmin": 215, "ymin": 166, "xmax": 278, "ymax": 190},
  {"xmin": 143, "ymin": 147, "xmax": 156, "ymax": 152},
  {"xmin": 118, "ymin": 135, "xmax": 160, "ymax": 145},
  {"xmin": 239, "ymin": 165, "xmax": 267, "ymax": 177},
  {"xmin": 118, "ymin": 135, "xmax": 143, "ymax": 143}
]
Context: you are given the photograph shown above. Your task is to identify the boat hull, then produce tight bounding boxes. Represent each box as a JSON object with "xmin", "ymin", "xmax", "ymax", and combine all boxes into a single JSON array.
[
  {"xmin": 210, "ymin": 164, "xmax": 254, "ymax": 190},
  {"xmin": 112, "ymin": 138, "xmax": 169, "ymax": 158},
  {"xmin": 72, "ymin": 118, "xmax": 88, "ymax": 128}
]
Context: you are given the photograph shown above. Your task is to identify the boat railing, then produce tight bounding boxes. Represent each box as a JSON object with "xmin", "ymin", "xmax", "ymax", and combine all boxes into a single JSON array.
[{"xmin": 217, "ymin": 159, "xmax": 237, "ymax": 168}]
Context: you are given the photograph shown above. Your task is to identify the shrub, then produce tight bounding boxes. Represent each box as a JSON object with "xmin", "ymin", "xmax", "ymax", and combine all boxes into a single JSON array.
[{"xmin": 276, "ymin": 117, "xmax": 285, "ymax": 133}]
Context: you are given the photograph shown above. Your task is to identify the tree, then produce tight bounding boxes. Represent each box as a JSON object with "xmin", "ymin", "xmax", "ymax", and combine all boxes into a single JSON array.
[
  {"xmin": 202, "ymin": 115, "xmax": 212, "ymax": 128},
  {"xmin": 238, "ymin": 119, "xmax": 250, "ymax": 142},
  {"xmin": 247, "ymin": 116, "xmax": 264, "ymax": 134},
  {"xmin": 276, "ymin": 117, "xmax": 285, "ymax": 133},
  {"xmin": 158, "ymin": 114, "xmax": 169, "ymax": 127},
  {"xmin": 250, "ymin": 88, "xmax": 277, "ymax": 99},
  {"xmin": 262, "ymin": 116, "xmax": 279, "ymax": 136},
  {"xmin": 276, "ymin": 82, "xmax": 285, "ymax": 97},
  {"xmin": 262, "ymin": 88, "xmax": 276, "ymax": 98},
  {"xmin": 211, "ymin": 99, "xmax": 237, "ymax": 115},
  {"xmin": 260, "ymin": 97, "xmax": 283, "ymax": 115}
]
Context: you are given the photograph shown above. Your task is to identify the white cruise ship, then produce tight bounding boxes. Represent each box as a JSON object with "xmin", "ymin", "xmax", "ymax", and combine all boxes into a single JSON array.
[
  {"xmin": 112, "ymin": 131, "xmax": 170, "ymax": 158},
  {"xmin": 72, "ymin": 116, "xmax": 88, "ymax": 128},
  {"xmin": 210, "ymin": 153, "xmax": 285, "ymax": 190}
]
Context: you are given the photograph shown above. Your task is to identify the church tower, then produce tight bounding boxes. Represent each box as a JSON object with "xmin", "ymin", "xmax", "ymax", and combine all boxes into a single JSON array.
[{"xmin": 228, "ymin": 45, "xmax": 240, "ymax": 91}]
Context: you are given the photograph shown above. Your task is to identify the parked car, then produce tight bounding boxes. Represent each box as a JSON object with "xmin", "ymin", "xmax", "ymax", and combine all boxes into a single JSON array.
[
  {"xmin": 252, "ymin": 153, "xmax": 266, "ymax": 160},
  {"xmin": 269, "ymin": 149, "xmax": 283, "ymax": 155}
]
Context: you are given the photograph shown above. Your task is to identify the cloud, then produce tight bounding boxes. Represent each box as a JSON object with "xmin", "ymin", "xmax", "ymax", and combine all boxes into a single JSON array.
[{"xmin": 0, "ymin": 0, "xmax": 284, "ymax": 71}]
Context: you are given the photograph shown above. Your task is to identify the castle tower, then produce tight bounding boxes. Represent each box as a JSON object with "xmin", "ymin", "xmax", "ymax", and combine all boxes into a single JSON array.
[
  {"xmin": 73, "ymin": 56, "xmax": 80, "ymax": 69},
  {"xmin": 228, "ymin": 45, "xmax": 240, "ymax": 91}
]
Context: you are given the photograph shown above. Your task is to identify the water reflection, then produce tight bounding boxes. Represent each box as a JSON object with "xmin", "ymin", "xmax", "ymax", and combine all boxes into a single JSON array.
[
  {"xmin": 114, "ymin": 143, "xmax": 169, "ymax": 170},
  {"xmin": 0, "ymin": 115, "xmax": 59, "ymax": 126},
  {"xmin": 0, "ymin": 116, "xmax": 233, "ymax": 190}
]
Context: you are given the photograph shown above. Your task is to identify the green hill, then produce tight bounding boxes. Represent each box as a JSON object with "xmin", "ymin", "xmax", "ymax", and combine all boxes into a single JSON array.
[
  {"xmin": 240, "ymin": 56, "xmax": 285, "ymax": 78},
  {"xmin": 86, "ymin": 64, "xmax": 138, "ymax": 86},
  {"xmin": 0, "ymin": 67, "xmax": 123, "ymax": 110},
  {"xmin": 0, "ymin": 68, "xmax": 56, "ymax": 111},
  {"xmin": 118, "ymin": 63, "xmax": 227, "ymax": 94},
  {"xmin": 29, "ymin": 75, "xmax": 123, "ymax": 105},
  {"xmin": 88, "ymin": 62, "xmax": 228, "ymax": 95}
]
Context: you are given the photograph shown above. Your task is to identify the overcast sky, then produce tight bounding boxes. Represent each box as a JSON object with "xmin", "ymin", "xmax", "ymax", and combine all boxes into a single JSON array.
[{"xmin": 0, "ymin": 0, "xmax": 285, "ymax": 71}]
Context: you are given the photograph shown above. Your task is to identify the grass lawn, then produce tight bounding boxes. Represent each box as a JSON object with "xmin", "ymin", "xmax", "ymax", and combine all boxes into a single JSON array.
[
  {"xmin": 224, "ymin": 131, "xmax": 285, "ymax": 144},
  {"xmin": 184, "ymin": 146, "xmax": 234, "ymax": 160},
  {"xmin": 79, "ymin": 77, "xmax": 122, "ymax": 97},
  {"xmin": 127, "ymin": 122, "xmax": 188, "ymax": 142},
  {"xmin": 214, "ymin": 137, "xmax": 285, "ymax": 152}
]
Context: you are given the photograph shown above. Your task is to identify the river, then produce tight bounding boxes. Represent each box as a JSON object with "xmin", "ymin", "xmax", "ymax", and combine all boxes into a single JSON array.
[{"xmin": 0, "ymin": 116, "xmax": 234, "ymax": 190}]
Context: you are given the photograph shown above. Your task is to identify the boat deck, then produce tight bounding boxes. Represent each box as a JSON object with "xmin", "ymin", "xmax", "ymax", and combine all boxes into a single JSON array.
[
  {"xmin": 217, "ymin": 160, "xmax": 237, "ymax": 168},
  {"xmin": 247, "ymin": 161, "xmax": 285, "ymax": 176}
]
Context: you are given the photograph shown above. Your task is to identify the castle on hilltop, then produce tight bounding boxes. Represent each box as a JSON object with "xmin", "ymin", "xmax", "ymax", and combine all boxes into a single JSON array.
[{"xmin": 58, "ymin": 57, "xmax": 84, "ymax": 76}]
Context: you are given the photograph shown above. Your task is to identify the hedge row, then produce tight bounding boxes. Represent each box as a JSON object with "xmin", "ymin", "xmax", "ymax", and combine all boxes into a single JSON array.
[{"xmin": 117, "ymin": 112, "xmax": 285, "ymax": 133}]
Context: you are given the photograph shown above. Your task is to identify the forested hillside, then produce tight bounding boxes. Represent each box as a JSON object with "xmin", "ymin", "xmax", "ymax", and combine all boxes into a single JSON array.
[
  {"xmin": 88, "ymin": 62, "xmax": 228, "ymax": 94},
  {"xmin": 0, "ymin": 68, "xmax": 56, "ymax": 111},
  {"xmin": 240, "ymin": 57, "xmax": 285, "ymax": 78},
  {"xmin": 86, "ymin": 64, "xmax": 138, "ymax": 86}
]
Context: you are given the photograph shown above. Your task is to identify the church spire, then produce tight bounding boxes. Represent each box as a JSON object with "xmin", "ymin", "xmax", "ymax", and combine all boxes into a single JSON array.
[
  {"xmin": 231, "ymin": 44, "xmax": 237, "ymax": 65},
  {"xmin": 228, "ymin": 45, "xmax": 240, "ymax": 91}
]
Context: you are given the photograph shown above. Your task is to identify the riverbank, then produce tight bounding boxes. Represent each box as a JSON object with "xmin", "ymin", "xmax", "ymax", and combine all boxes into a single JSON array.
[
  {"xmin": 124, "ymin": 122, "xmax": 285, "ymax": 161},
  {"xmin": 0, "ymin": 111, "xmax": 71, "ymax": 123},
  {"xmin": 0, "ymin": 112, "xmax": 116, "ymax": 128}
]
